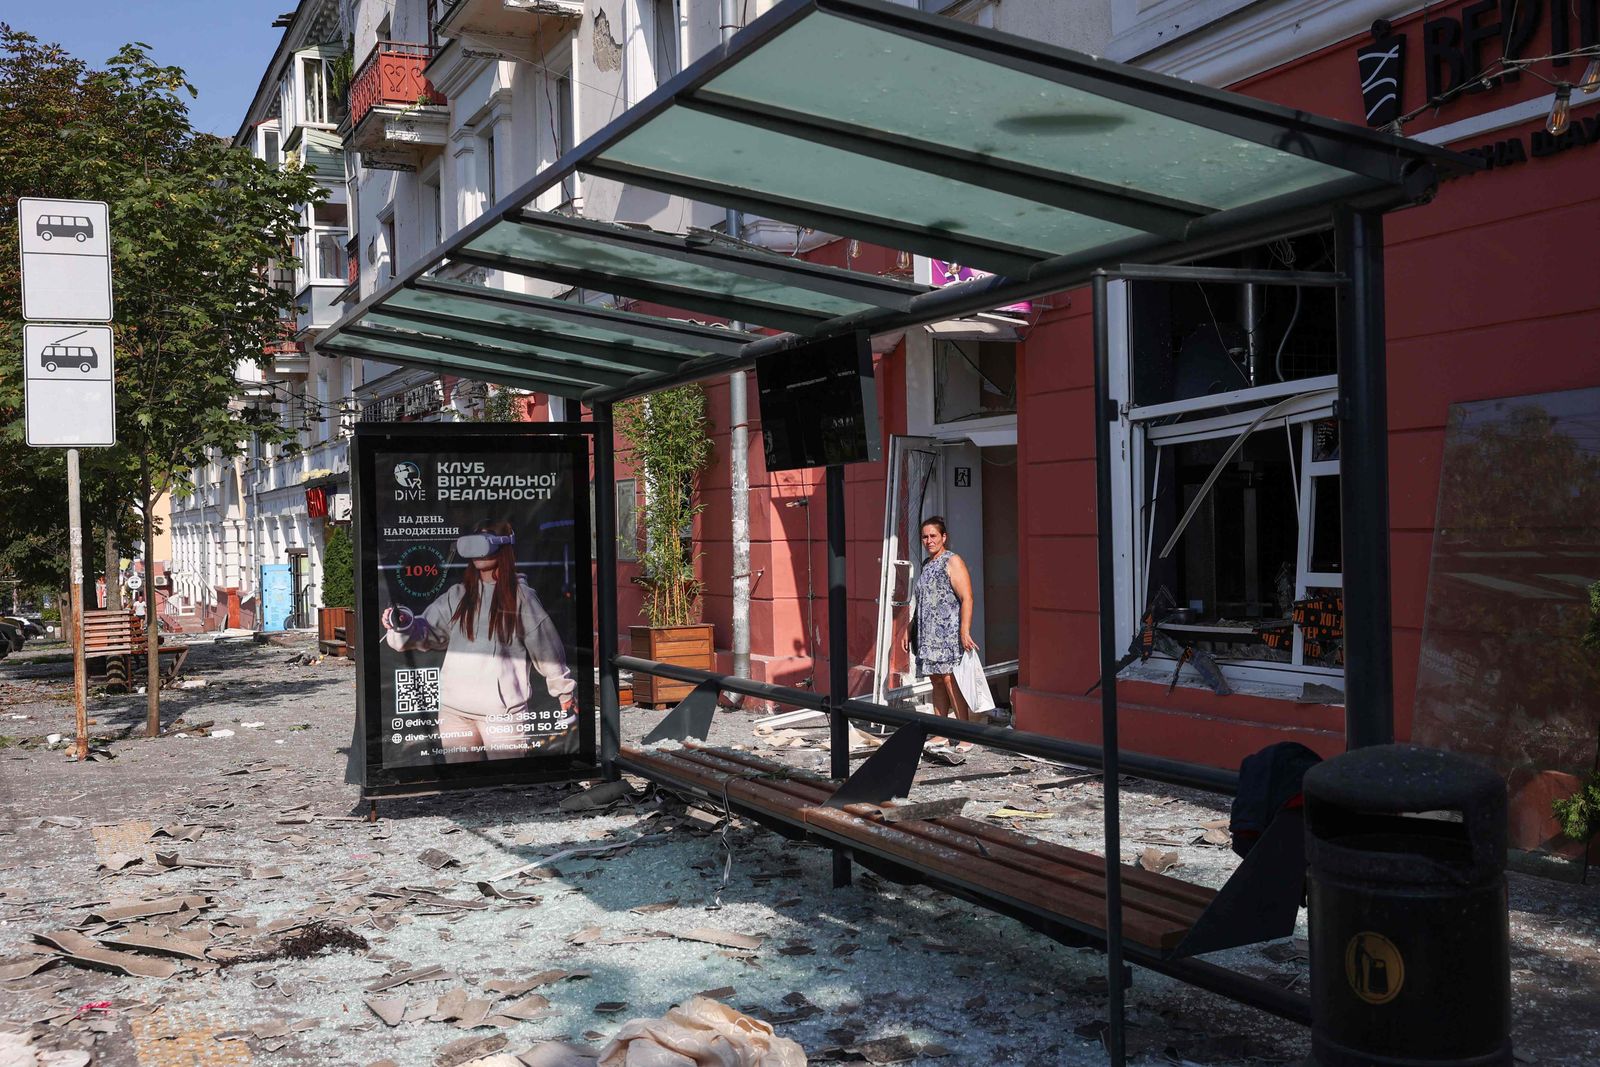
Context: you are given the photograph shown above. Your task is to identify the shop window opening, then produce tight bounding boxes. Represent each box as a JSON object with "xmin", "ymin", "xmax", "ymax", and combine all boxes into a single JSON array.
[
  {"xmin": 1110, "ymin": 235, "xmax": 1346, "ymax": 694},
  {"xmin": 933, "ymin": 338, "xmax": 1016, "ymax": 424}
]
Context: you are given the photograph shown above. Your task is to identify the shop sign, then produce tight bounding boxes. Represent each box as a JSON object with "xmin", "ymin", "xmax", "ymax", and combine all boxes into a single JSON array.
[
  {"xmin": 914, "ymin": 257, "xmax": 1031, "ymax": 315},
  {"xmin": 1357, "ymin": 5, "xmax": 1600, "ymax": 127},
  {"xmin": 349, "ymin": 424, "xmax": 595, "ymax": 798},
  {"xmin": 1455, "ymin": 114, "xmax": 1600, "ymax": 173}
]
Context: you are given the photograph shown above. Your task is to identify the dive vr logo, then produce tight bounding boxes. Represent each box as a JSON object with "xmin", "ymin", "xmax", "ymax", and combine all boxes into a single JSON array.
[{"xmin": 394, "ymin": 461, "xmax": 426, "ymax": 502}]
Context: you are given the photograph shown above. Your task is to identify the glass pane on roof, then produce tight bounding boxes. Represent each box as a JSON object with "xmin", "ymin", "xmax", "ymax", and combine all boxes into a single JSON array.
[
  {"xmin": 386, "ymin": 288, "xmax": 712, "ymax": 359},
  {"xmin": 596, "ymin": 108, "xmax": 1143, "ymax": 269},
  {"xmin": 322, "ymin": 332, "xmax": 597, "ymax": 395},
  {"xmin": 462, "ymin": 221, "xmax": 882, "ymax": 319},
  {"xmin": 364, "ymin": 311, "xmax": 662, "ymax": 378},
  {"xmin": 698, "ymin": 10, "xmax": 1348, "ymax": 214}
]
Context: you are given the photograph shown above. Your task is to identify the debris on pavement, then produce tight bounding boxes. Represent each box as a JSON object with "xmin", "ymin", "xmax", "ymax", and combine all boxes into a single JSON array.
[{"xmin": 596, "ymin": 997, "xmax": 806, "ymax": 1067}]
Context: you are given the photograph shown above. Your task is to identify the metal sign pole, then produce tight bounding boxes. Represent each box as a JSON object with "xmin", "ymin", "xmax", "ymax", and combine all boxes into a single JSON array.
[{"xmin": 66, "ymin": 448, "xmax": 90, "ymax": 761}]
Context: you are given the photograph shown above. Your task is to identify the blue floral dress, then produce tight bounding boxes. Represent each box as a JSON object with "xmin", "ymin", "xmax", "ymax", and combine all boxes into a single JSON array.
[{"xmin": 914, "ymin": 551, "xmax": 963, "ymax": 676}]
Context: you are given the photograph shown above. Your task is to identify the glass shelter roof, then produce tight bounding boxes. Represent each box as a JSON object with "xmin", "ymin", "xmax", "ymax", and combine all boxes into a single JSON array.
[{"xmin": 318, "ymin": 0, "xmax": 1475, "ymax": 401}]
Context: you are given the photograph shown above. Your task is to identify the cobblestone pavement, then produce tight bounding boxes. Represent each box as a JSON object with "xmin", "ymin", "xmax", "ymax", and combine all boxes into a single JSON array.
[{"xmin": 2, "ymin": 635, "xmax": 1597, "ymax": 1066}]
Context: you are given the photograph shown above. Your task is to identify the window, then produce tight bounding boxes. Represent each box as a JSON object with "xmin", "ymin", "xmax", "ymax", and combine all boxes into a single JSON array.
[
  {"xmin": 421, "ymin": 166, "xmax": 443, "ymax": 248},
  {"xmin": 259, "ymin": 124, "xmax": 282, "ymax": 167},
  {"xmin": 933, "ymin": 339, "xmax": 1016, "ymax": 424},
  {"xmin": 555, "ymin": 70, "xmax": 576, "ymax": 204},
  {"xmin": 1109, "ymin": 258, "xmax": 1344, "ymax": 691},
  {"xmin": 483, "ymin": 126, "xmax": 497, "ymax": 207},
  {"xmin": 592, "ymin": 478, "xmax": 639, "ymax": 562},
  {"xmin": 652, "ymin": 0, "xmax": 680, "ymax": 82},
  {"xmin": 302, "ymin": 202, "xmax": 348, "ymax": 284},
  {"xmin": 381, "ymin": 211, "xmax": 397, "ymax": 281}
]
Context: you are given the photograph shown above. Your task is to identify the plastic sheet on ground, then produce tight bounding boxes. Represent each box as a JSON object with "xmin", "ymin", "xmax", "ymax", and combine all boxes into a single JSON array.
[{"xmin": 597, "ymin": 997, "xmax": 806, "ymax": 1067}]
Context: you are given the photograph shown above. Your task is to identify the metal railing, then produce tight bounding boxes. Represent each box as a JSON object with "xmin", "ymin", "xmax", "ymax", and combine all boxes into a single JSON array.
[
  {"xmin": 616, "ymin": 655, "xmax": 1239, "ymax": 796},
  {"xmin": 347, "ymin": 41, "xmax": 445, "ymax": 131}
]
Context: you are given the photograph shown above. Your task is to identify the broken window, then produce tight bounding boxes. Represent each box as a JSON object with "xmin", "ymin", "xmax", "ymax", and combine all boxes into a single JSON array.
[
  {"xmin": 932, "ymin": 339, "xmax": 1016, "ymax": 424},
  {"xmin": 1109, "ymin": 245, "xmax": 1345, "ymax": 692}
]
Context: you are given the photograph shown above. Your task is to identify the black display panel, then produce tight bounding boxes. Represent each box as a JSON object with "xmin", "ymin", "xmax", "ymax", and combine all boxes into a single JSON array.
[
  {"xmin": 756, "ymin": 331, "xmax": 881, "ymax": 471},
  {"xmin": 349, "ymin": 423, "xmax": 596, "ymax": 798}
]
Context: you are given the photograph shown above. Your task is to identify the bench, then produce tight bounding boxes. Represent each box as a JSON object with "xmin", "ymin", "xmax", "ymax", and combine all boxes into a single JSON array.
[
  {"xmin": 77, "ymin": 610, "xmax": 189, "ymax": 684},
  {"xmin": 618, "ymin": 740, "xmax": 1306, "ymax": 963}
]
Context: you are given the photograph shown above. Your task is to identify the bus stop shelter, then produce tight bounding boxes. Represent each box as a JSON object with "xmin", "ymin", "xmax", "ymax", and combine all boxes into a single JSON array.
[{"xmin": 318, "ymin": 1, "xmax": 1475, "ymax": 1060}]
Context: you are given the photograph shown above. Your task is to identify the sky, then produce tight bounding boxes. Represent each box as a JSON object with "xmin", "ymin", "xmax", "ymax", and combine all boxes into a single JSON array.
[{"xmin": 6, "ymin": 0, "xmax": 298, "ymax": 139}]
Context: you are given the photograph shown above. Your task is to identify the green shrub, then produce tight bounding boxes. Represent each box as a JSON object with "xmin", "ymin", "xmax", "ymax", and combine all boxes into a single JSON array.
[
  {"xmin": 321, "ymin": 525, "xmax": 356, "ymax": 609},
  {"xmin": 1553, "ymin": 772, "xmax": 1600, "ymax": 844}
]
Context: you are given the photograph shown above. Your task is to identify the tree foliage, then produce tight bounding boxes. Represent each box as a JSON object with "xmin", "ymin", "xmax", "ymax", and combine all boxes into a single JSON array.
[
  {"xmin": 614, "ymin": 386, "xmax": 713, "ymax": 628},
  {"xmin": 321, "ymin": 524, "xmax": 356, "ymax": 609},
  {"xmin": 0, "ymin": 25, "xmax": 321, "ymax": 592}
]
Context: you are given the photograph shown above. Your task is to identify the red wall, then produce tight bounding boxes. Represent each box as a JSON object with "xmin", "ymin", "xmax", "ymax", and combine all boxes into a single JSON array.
[{"xmin": 1012, "ymin": 4, "xmax": 1600, "ymax": 787}]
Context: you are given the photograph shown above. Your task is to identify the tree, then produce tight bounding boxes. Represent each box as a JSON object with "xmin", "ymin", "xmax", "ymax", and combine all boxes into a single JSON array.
[
  {"xmin": 614, "ymin": 386, "xmax": 713, "ymax": 627},
  {"xmin": 321, "ymin": 525, "xmax": 356, "ymax": 610},
  {"xmin": 0, "ymin": 26, "xmax": 323, "ymax": 736}
]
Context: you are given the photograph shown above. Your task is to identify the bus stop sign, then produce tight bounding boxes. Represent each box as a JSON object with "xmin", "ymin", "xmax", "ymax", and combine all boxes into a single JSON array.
[
  {"xmin": 17, "ymin": 198, "xmax": 113, "ymax": 322},
  {"xmin": 24, "ymin": 325, "xmax": 116, "ymax": 447}
]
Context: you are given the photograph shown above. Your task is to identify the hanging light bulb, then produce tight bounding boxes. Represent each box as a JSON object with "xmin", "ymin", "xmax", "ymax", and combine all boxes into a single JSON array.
[
  {"xmin": 1547, "ymin": 84, "xmax": 1573, "ymax": 136},
  {"xmin": 1580, "ymin": 57, "xmax": 1600, "ymax": 94}
]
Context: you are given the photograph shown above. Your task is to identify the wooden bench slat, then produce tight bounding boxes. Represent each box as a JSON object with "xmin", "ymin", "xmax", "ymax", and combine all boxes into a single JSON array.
[{"xmin": 626, "ymin": 743, "xmax": 1211, "ymax": 952}]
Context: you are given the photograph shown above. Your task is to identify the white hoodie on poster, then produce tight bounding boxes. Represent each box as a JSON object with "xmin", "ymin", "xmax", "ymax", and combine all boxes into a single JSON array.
[
  {"xmin": 387, "ymin": 578, "xmax": 576, "ymax": 718},
  {"xmin": 955, "ymin": 648, "xmax": 996, "ymax": 716}
]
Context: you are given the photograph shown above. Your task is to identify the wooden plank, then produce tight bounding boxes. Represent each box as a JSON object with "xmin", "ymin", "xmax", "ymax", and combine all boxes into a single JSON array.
[{"xmin": 622, "ymin": 743, "xmax": 1212, "ymax": 952}]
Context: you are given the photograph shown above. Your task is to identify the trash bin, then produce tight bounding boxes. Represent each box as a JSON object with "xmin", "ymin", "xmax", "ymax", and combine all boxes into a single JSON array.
[{"xmin": 1303, "ymin": 744, "xmax": 1511, "ymax": 1066}]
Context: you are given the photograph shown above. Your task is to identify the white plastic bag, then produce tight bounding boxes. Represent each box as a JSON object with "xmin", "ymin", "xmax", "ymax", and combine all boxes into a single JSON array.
[
  {"xmin": 597, "ymin": 997, "xmax": 807, "ymax": 1067},
  {"xmin": 955, "ymin": 648, "xmax": 996, "ymax": 716}
]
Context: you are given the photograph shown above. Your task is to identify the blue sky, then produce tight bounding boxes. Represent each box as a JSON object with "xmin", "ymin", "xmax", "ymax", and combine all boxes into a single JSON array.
[{"xmin": 7, "ymin": 1, "xmax": 295, "ymax": 138}]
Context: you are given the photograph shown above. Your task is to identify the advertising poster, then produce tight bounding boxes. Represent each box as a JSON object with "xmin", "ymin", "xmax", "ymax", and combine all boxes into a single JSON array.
[{"xmin": 351, "ymin": 425, "xmax": 594, "ymax": 797}]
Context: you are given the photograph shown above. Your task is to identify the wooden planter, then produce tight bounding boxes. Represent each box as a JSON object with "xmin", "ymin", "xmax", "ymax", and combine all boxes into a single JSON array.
[
  {"xmin": 629, "ymin": 623, "xmax": 715, "ymax": 707},
  {"xmin": 318, "ymin": 606, "xmax": 356, "ymax": 658}
]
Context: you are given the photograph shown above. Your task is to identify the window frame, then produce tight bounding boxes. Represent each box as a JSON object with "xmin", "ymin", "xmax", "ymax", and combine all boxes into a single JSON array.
[{"xmin": 1106, "ymin": 279, "xmax": 1345, "ymax": 694}]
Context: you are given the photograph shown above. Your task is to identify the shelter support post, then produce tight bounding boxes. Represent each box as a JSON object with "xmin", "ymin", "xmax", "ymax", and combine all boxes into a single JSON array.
[
  {"xmin": 1334, "ymin": 209, "xmax": 1395, "ymax": 749},
  {"xmin": 826, "ymin": 464, "xmax": 852, "ymax": 887},
  {"xmin": 593, "ymin": 401, "xmax": 623, "ymax": 780},
  {"xmin": 1091, "ymin": 272, "xmax": 1127, "ymax": 1067}
]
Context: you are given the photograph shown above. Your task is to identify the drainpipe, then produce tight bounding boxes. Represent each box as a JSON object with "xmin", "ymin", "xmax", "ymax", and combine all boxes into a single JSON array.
[
  {"xmin": 722, "ymin": 0, "xmax": 751, "ymax": 701},
  {"xmin": 251, "ymin": 432, "xmax": 262, "ymax": 631}
]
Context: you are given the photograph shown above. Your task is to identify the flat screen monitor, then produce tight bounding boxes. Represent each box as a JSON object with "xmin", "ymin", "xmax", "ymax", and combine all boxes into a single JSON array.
[{"xmin": 756, "ymin": 331, "xmax": 881, "ymax": 472}]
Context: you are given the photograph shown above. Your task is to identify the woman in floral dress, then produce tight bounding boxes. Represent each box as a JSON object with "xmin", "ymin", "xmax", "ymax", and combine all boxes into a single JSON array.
[{"xmin": 910, "ymin": 516, "xmax": 978, "ymax": 752}]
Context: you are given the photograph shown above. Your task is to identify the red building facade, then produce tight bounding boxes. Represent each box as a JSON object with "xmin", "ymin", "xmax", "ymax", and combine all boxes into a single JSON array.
[{"xmin": 627, "ymin": 2, "xmax": 1597, "ymax": 863}]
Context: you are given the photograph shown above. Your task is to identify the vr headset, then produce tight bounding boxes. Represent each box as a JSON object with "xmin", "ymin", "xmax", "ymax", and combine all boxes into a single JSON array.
[{"xmin": 456, "ymin": 531, "xmax": 516, "ymax": 559}]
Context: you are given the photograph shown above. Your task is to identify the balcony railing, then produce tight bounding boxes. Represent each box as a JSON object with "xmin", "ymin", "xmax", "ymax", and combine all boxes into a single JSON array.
[{"xmin": 348, "ymin": 42, "xmax": 446, "ymax": 132}]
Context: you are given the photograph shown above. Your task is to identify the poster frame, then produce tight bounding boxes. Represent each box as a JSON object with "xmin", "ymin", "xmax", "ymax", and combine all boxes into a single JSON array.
[{"xmin": 350, "ymin": 421, "xmax": 599, "ymax": 799}]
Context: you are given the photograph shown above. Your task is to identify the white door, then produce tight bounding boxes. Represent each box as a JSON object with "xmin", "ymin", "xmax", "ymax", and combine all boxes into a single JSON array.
[{"xmin": 871, "ymin": 436, "xmax": 939, "ymax": 704}]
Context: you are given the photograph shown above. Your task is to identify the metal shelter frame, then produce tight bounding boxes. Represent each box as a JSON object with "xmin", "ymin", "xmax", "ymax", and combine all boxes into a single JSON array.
[{"xmin": 317, "ymin": 1, "xmax": 1476, "ymax": 1061}]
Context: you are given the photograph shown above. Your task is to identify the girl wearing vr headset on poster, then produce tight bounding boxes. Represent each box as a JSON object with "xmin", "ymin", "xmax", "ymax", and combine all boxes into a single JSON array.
[{"xmin": 381, "ymin": 520, "xmax": 577, "ymax": 762}]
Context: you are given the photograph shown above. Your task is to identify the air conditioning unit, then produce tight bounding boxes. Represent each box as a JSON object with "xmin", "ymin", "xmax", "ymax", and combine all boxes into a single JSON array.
[{"xmin": 329, "ymin": 491, "xmax": 353, "ymax": 523}]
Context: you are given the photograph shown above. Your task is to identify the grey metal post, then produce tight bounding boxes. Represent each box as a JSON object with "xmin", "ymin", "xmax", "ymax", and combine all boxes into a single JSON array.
[
  {"xmin": 723, "ymin": 0, "xmax": 752, "ymax": 698},
  {"xmin": 66, "ymin": 449, "xmax": 89, "ymax": 761},
  {"xmin": 593, "ymin": 401, "xmax": 622, "ymax": 779},
  {"xmin": 1334, "ymin": 208, "xmax": 1395, "ymax": 749},
  {"xmin": 1091, "ymin": 272, "xmax": 1127, "ymax": 1067},
  {"xmin": 826, "ymin": 463, "xmax": 852, "ymax": 888}
]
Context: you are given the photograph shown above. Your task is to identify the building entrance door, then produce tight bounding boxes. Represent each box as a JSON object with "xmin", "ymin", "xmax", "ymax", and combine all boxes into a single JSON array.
[
  {"xmin": 872, "ymin": 435, "xmax": 1019, "ymax": 708},
  {"xmin": 287, "ymin": 550, "xmax": 310, "ymax": 630}
]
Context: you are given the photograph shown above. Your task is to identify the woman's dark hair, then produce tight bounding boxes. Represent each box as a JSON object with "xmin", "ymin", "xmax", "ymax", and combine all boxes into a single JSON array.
[
  {"xmin": 920, "ymin": 516, "xmax": 948, "ymax": 536},
  {"xmin": 452, "ymin": 519, "xmax": 523, "ymax": 644}
]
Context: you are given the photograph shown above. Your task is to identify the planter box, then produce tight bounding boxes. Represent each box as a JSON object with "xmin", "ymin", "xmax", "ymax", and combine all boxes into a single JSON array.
[
  {"xmin": 629, "ymin": 623, "xmax": 715, "ymax": 707},
  {"xmin": 318, "ymin": 606, "xmax": 357, "ymax": 658}
]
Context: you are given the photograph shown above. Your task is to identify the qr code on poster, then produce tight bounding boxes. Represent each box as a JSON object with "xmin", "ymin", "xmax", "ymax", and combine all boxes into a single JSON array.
[{"xmin": 395, "ymin": 667, "xmax": 440, "ymax": 715}]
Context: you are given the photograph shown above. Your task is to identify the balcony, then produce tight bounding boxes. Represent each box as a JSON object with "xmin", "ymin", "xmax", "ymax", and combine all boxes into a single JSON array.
[
  {"xmin": 432, "ymin": 0, "xmax": 582, "ymax": 62},
  {"xmin": 265, "ymin": 319, "xmax": 309, "ymax": 377},
  {"xmin": 343, "ymin": 42, "xmax": 448, "ymax": 165}
]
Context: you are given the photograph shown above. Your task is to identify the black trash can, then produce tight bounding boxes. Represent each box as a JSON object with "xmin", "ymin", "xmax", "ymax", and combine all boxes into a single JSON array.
[{"xmin": 1304, "ymin": 744, "xmax": 1511, "ymax": 1066}]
